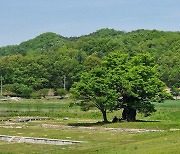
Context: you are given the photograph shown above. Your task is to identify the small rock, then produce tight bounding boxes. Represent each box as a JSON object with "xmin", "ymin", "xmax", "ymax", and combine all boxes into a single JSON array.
[
  {"xmin": 170, "ymin": 128, "xmax": 180, "ymax": 131},
  {"xmin": 63, "ymin": 117, "xmax": 69, "ymax": 120}
]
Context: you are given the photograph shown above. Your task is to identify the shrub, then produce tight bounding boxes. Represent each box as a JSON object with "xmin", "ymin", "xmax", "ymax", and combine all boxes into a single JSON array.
[
  {"xmin": 31, "ymin": 91, "xmax": 41, "ymax": 99},
  {"xmin": 39, "ymin": 88, "xmax": 49, "ymax": 98},
  {"xmin": 56, "ymin": 88, "xmax": 67, "ymax": 97}
]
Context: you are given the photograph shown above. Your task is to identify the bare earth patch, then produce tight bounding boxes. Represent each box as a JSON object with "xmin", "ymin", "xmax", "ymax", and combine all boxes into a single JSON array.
[
  {"xmin": 0, "ymin": 134, "xmax": 85, "ymax": 145},
  {"xmin": 41, "ymin": 124, "xmax": 164, "ymax": 133}
]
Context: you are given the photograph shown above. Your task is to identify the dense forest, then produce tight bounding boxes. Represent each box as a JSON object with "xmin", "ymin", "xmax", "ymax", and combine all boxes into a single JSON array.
[{"xmin": 0, "ymin": 29, "xmax": 179, "ymax": 97}]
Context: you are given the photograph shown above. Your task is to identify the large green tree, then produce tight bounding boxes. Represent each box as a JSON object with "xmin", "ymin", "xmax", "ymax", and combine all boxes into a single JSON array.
[
  {"xmin": 71, "ymin": 67, "xmax": 119, "ymax": 122},
  {"xmin": 72, "ymin": 52, "xmax": 169, "ymax": 122},
  {"xmin": 104, "ymin": 52, "xmax": 170, "ymax": 121}
]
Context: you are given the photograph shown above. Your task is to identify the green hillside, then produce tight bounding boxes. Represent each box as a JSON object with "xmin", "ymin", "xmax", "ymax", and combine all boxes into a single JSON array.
[
  {"xmin": 0, "ymin": 29, "xmax": 179, "ymax": 97},
  {"xmin": 0, "ymin": 32, "xmax": 68, "ymax": 56}
]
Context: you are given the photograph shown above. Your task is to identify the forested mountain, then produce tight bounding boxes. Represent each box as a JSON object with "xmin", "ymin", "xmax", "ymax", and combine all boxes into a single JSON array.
[
  {"xmin": 0, "ymin": 28, "xmax": 179, "ymax": 97},
  {"xmin": 0, "ymin": 32, "xmax": 68, "ymax": 56},
  {"xmin": 87, "ymin": 28, "xmax": 125, "ymax": 37}
]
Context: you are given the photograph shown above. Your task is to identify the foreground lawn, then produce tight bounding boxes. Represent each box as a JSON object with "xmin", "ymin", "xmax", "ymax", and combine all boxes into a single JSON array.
[
  {"xmin": 0, "ymin": 99, "xmax": 180, "ymax": 153},
  {"xmin": 0, "ymin": 123, "xmax": 179, "ymax": 154}
]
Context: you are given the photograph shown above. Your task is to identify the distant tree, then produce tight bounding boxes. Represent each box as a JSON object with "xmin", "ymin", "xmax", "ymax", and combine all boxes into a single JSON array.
[
  {"xmin": 56, "ymin": 88, "xmax": 67, "ymax": 98},
  {"xmin": 171, "ymin": 87, "xmax": 180, "ymax": 100},
  {"xmin": 89, "ymin": 28, "xmax": 125, "ymax": 37},
  {"xmin": 48, "ymin": 47, "xmax": 80, "ymax": 90},
  {"xmin": 84, "ymin": 55, "xmax": 102, "ymax": 71},
  {"xmin": 3, "ymin": 84, "xmax": 15, "ymax": 96},
  {"xmin": 13, "ymin": 84, "xmax": 33, "ymax": 98},
  {"xmin": 39, "ymin": 88, "xmax": 49, "ymax": 98},
  {"xmin": 31, "ymin": 90, "xmax": 41, "ymax": 99}
]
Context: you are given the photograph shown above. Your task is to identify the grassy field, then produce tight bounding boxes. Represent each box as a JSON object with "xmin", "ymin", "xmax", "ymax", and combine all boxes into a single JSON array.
[{"xmin": 0, "ymin": 99, "xmax": 180, "ymax": 154}]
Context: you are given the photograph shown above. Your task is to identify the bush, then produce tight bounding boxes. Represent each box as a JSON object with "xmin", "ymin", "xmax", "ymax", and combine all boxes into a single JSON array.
[
  {"xmin": 171, "ymin": 87, "xmax": 180, "ymax": 99},
  {"xmin": 17, "ymin": 84, "xmax": 33, "ymax": 98},
  {"xmin": 31, "ymin": 91, "xmax": 41, "ymax": 99},
  {"xmin": 56, "ymin": 88, "xmax": 67, "ymax": 97},
  {"xmin": 3, "ymin": 83, "xmax": 33, "ymax": 98},
  {"xmin": 39, "ymin": 88, "xmax": 49, "ymax": 98},
  {"xmin": 3, "ymin": 84, "xmax": 16, "ymax": 96}
]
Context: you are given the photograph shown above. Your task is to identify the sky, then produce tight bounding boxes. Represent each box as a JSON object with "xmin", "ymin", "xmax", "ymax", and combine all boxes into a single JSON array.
[{"xmin": 0, "ymin": 0, "xmax": 180, "ymax": 47}]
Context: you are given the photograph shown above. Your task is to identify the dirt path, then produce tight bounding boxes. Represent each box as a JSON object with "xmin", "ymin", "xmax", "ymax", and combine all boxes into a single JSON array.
[{"xmin": 41, "ymin": 124, "xmax": 164, "ymax": 133}]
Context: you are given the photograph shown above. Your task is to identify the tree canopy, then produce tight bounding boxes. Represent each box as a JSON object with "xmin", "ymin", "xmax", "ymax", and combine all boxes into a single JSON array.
[
  {"xmin": 71, "ymin": 52, "xmax": 170, "ymax": 122},
  {"xmin": 71, "ymin": 67, "xmax": 119, "ymax": 122}
]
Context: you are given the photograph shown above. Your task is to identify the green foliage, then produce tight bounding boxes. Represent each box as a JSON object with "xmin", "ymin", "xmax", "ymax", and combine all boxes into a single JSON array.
[
  {"xmin": 88, "ymin": 28, "xmax": 125, "ymax": 37},
  {"xmin": 0, "ymin": 32, "xmax": 68, "ymax": 56},
  {"xmin": 56, "ymin": 88, "xmax": 67, "ymax": 97},
  {"xmin": 3, "ymin": 84, "xmax": 15, "ymax": 96},
  {"xmin": 171, "ymin": 87, "xmax": 180, "ymax": 99},
  {"xmin": 84, "ymin": 55, "xmax": 102, "ymax": 71},
  {"xmin": 104, "ymin": 52, "xmax": 169, "ymax": 116},
  {"xmin": 13, "ymin": 83, "xmax": 33, "ymax": 98},
  {"xmin": 39, "ymin": 88, "xmax": 49, "ymax": 98},
  {"xmin": 30, "ymin": 88, "xmax": 50, "ymax": 99},
  {"xmin": 72, "ymin": 52, "xmax": 169, "ymax": 121},
  {"xmin": 76, "ymin": 101, "xmax": 95, "ymax": 111},
  {"xmin": 0, "ymin": 29, "xmax": 179, "ymax": 98},
  {"xmin": 71, "ymin": 67, "xmax": 119, "ymax": 122},
  {"xmin": 30, "ymin": 91, "xmax": 41, "ymax": 99},
  {"xmin": 3, "ymin": 83, "xmax": 33, "ymax": 98}
]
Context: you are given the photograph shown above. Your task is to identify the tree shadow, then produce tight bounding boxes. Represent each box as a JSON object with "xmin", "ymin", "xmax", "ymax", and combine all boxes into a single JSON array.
[
  {"xmin": 68, "ymin": 121, "xmax": 111, "ymax": 127},
  {"xmin": 135, "ymin": 120, "xmax": 160, "ymax": 122},
  {"xmin": 68, "ymin": 120, "xmax": 160, "ymax": 127}
]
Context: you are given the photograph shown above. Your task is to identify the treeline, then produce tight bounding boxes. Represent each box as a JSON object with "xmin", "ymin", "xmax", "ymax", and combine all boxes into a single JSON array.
[{"xmin": 0, "ymin": 29, "xmax": 179, "ymax": 97}]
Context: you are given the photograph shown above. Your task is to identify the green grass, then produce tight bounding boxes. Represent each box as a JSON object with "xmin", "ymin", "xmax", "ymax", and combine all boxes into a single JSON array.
[
  {"xmin": 0, "ymin": 99, "xmax": 180, "ymax": 153},
  {"xmin": 1, "ymin": 99, "xmax": 179, "ymax": 129},
  {"xmin": 0, "ymin": 124, "xmax": 179, "ymax": 154}
]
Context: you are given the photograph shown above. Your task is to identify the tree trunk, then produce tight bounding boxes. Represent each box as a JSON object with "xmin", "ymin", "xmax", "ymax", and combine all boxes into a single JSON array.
[
  {"xmin": 101, "ymin": 110, "xmax": 108, "ymax": 123},
  {"xmin": 122, "ymin": 108, "xmax": 136, "ymax": 122},
  {"xmin": 122, "ymin": 108, "xmax": 127, "ymax": 120}
]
